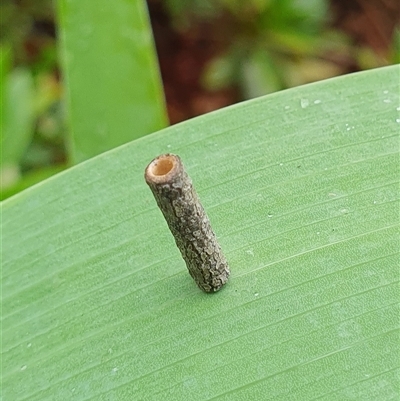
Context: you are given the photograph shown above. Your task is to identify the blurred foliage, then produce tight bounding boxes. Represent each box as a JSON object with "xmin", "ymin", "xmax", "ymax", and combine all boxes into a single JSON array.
[
  {"xmin": 1, "ymin": 0, "xmax": 65, "ymax": 199},
  {"xmin": 165, "ymin": 0, "xmax": 397, "ymax": 95},
  {"xmin": 1, "ymin": 0, "xmax": 398, "ymax": 200},
  {"xmin": 389, "ymin": 27, "xmax": 400, "ymax": 64}
]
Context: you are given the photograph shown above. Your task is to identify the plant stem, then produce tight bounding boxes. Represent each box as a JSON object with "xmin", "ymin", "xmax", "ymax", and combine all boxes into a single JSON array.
[{"xmin": 144, "ymin": 154, "xmax": 230, "ymax": 292}]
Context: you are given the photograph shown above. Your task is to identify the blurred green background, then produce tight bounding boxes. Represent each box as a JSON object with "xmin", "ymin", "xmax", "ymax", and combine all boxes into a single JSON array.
[{"xmin": 1, "ymin": 0, "xmax": 399, "ymax": 200}]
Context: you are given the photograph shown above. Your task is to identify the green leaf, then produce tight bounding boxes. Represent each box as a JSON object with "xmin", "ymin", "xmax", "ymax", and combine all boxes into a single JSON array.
[
  {"xmin": 2, "ymin": 66, "xmax": 399, "ymax": 400},
  {"xmin": 240, "ymin": 49, "xmax": 283, "ymax": 97},
  {"xmin": 57, "ymin": 0, "xmax": 168, "ymax": 163},
  {"xmin": 390, "ymin": 28, "xmax": 400, "ymax": 64},
  {"xmin": 0, "ymin": 64, "xmax": 36, "ymax": 191},
  {"xmin": 202, "ymin": 54, "xmax": 236, "ymax": 91},
  {"xmin": 0, "ymin": 164, "xmax": 66, "ymax": 201},
  {"xmin": 0, "ymin": 67, "xmax": 35, "ymax": 168},
  {"xmin": 0, "ymin": 45, "xmax": 12, "ymax": 127}
]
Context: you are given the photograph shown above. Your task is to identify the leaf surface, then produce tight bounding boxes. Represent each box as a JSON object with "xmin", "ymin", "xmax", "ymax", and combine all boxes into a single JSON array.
[{"xmin": 2, "ymin": 66, "xmax": 399, "ymax": 400}]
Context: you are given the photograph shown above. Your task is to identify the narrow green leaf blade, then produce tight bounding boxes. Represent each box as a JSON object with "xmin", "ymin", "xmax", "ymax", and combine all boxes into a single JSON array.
[
  {"xmin": 57, "ymin": 0, "xmax": 168, "ymax": 163},
  {"xmin": 2, "ymin": 66, "xmax": 399, "ymax": 400},
  {"xmin": 1, "ymin": 67, "xmax": 35, "ymax": 167}
]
